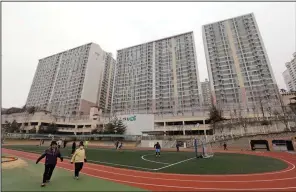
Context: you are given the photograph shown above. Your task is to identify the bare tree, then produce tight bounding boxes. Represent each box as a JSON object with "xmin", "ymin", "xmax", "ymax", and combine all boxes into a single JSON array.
[
  {"xmin": 238, "ymin": 114, "xmax": 248, "ymax": 135},
  {"xmin": 273, "ymin": 110, "xmax": 290, "ymax": 131},
  {"xmin": 208, "ymin": 105, "xmax": 226, "ymax": 135},
  {"xmin": 276, "ymin": 90, "xmax": 291, "ymax": 131}
]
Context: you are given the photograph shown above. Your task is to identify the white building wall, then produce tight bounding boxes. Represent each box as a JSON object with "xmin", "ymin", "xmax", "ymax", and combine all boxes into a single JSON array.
[
  {"xmin": 117, "ymin": 114, "xmax": 154, "ymax": 135},
  {"xmin": 26, "ymin": 43, "xmax": 114, "ymax": 117},
  {"xmin": 284, "ymin": 53, "xmax": 296, "ymax": 92},
  {"xmin": 80, "ymin": 43, "xmax": 105, "ymax": 104},
  {"xmin": 283, "ymin": 69, "xmax": 295, "ymax": 91}
]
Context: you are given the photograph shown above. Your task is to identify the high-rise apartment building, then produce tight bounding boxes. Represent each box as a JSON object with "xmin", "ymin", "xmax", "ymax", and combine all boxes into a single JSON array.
[
  {"xmin": 283, "ymin": 69, "xmax": 295, "ymax": 92},
  {"xmin": 201, "ymin": 79, "xmax": 211, "ymax": 107},
  {"xmin": 283, "ymin": 52, "xmax": 296, "ymax": 92},
  {"xmin": 202, "ymin": 13, "xmax": 279, "ymax": 112},
  {"xmin": 112, "ymin": 32, "xmax": 201, "ymax": 115},
  {"xmin": 26, "ymin": 43, "xmax": 115, "ymax": 116}
]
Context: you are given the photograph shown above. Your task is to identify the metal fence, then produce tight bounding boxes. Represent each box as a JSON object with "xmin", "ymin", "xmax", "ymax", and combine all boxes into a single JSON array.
[{"xmin": 3, "ymin": 133, "xmax": 141, "ymax": 141}]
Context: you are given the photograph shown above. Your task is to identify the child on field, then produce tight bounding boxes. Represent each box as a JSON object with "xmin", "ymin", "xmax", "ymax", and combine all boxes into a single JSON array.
[{"xmin": 71, "ymin": 141, "xmax": 87, "ymax": 179}]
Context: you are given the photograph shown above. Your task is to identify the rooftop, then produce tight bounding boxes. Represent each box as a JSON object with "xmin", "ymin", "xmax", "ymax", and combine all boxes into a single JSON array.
[
  {"xmin": 202, "ymin": 12, "xmax": 254, "ymax": 27},
  {"xmin": 117, "ymin": 31, "xmax": 194, "ymax": 52}
]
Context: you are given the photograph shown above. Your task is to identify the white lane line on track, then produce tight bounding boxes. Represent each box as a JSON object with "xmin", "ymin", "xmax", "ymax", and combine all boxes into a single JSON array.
[
  {"xmin": 4, "ymin": 148, "xmax": 296, "ymax": 177},
  {"xmin": 4, "ymin": 151, "xmax": 296, "ymax": 191},
  {"xmin": 141, "ymin": 154, "xmax": 170, "ymax": 165},
  {"xmin": 5, "ymin": 149, "xmax": 296, "ymax": 183}
]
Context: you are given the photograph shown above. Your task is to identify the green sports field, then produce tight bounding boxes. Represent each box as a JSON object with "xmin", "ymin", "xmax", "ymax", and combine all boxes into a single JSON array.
[
  {"xmin": 2, "ymin": 153, "xmax": 146, "ymax": 191},
  {"xmin": 4, "ymin": 145, "xmax": 288, "ymax": 174}
]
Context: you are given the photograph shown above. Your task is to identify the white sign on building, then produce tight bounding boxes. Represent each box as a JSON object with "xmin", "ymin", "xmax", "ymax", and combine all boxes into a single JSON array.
[{"xmin": 117, "ymin": 114, "xmax": 154, "ymax": 135}]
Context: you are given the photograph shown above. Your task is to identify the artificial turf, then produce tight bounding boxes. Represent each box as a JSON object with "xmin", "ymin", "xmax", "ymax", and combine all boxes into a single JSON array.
[
  {"xmin": 4, "ymin": 145, "xmax": 288, "ymax": 174},
  {"xmin": 2, "ymin": 154, "xmax": 146, "ymax": 191}
]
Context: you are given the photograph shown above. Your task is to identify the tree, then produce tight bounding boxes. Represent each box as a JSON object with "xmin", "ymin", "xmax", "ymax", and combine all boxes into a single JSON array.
[
  {"xmin": 21, "ymin": 105, "xmax": 27, "ymax": 112},
  {"xmin": 2, "ymin": 121, "xmax": 10, "ymax": 142},
  {"xmin": 235, "ymin": 109, "xmax": 249, "ymax": 135},
  {"xmin": 27, "ymin": 106, "xmax": 36, "ymax": 114},
  {"xmin": 91, "ymin": 125, "xmax": 103, "ymax": 134},
  {"xmin": 116, "ymin": 119, "xmax": 127, "ymax": 134},
  {"xmin": 29, "ymin": 126, "xmax": 37, "ymax": 133},
  {"xmin": 6, "ymin": 120, "xmax": 21, "ymax": 133},
  {"xmin": 273, "ymin": 110, "xmax": 290, "ymax": 131},
  {"xmin": 207, "ymin": 105, "xmax": 226, "ymax": 134},
  {"xmin": 288, "ymin": 97, "xmax": 296, "ymax": 126},
  {"xmin": 104, "ymin": 117, "xmax": 127, "ymax": 134},
  {"xmin": 47, "ymin": 123, "xmax": 58, "ymax": 134},
  {"xmin": 38, "ymin": 123, "xmax": 58, "ymax": 134},
  {"xmin": 104, "ymin": 122, "xmax": 116, "ymax": 134}
]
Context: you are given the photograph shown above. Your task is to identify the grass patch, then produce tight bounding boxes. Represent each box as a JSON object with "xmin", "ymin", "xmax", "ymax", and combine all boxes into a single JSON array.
[{"xmin": 4, "ymin": 145, "xmax": 288, "ymax": 175}]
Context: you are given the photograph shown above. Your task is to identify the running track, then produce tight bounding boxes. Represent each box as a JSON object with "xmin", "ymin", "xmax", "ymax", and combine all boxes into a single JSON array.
[{"xmin": 3, "ymin": 148, "xmax": 296, "ymax": 191}]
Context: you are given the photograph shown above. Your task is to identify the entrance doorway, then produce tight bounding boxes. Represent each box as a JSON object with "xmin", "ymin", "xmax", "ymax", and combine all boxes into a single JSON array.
[{"xmin": 250, "ymin": 140, "xmax": 270, "ymax": 151}]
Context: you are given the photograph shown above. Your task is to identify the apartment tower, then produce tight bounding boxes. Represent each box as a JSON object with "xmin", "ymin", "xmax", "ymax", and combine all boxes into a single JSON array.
[
  {"xmin": 202, "ymin": 13, "xmax": 279, "ymax": 112},
  {"xmin": 201, "ymin": 79, "xmax": 211, "ymax": 107},
  {"xmin": 112, "ymin": 32, "xmax": 201, "ymax": 115},
  {"xmin": 283, "ymin": 52, "xmax": 296, "ymax": 92},
  {"xmin": 26, "ymin": 43, "xmax": 116, "ymax": 116}
]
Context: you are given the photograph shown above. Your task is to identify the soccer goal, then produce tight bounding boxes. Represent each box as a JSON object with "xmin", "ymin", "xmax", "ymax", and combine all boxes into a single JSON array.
[{"xmin": 194, "ymin": 138, "xmax": 214, "ymax": 158}]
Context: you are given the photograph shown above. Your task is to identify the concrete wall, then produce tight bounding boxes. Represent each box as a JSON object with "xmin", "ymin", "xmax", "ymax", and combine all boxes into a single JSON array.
[
  {"xmin": 117, "ymin": 114, "xmax": 154, "ymax": 135},
  {"xmin": 80, "ymin": 43, "xmax": 104, "ymax": 107},
  {"xmin": 140, "ymin": 140, "xmax": 164, "ymax": 148}
]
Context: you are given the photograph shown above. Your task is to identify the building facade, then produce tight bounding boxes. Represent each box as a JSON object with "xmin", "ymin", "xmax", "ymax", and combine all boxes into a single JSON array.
[
  {"xmin": 26, "ymin": 43, "xmax": 115, "ymax": 117},
  {"xmin": 98, "ymin": 53, "xmax": 116, "ymax": 114},
  {"xmin": 283, "ymin": 69, "xmax": 295, "ymax": 92},
  {"xmin": 284, "ymin": 52, "xmax": 296, "ymax": 92},
  {"xmin": 202, "ymin": 13, "xmax": 279, "ymax": 112},
  {"xmin": 113, "ymin": 32, "xmax": 201, "ymax": 116},
  {"xmin": 201, "ymin": 79, "xmax": 211, "ymax": 107}
]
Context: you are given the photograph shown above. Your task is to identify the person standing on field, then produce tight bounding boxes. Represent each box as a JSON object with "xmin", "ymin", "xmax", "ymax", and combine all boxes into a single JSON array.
[
  {"xmin": 176, "ymin": 142, "xmax": 180, "ymax": 152},
  {"xmin": 71, "ymin": 141, "xmax": 87, "ymax": 180},
  {"xmin": 154, "ymin": 142, "xmax": 161, "ymax": 157}
]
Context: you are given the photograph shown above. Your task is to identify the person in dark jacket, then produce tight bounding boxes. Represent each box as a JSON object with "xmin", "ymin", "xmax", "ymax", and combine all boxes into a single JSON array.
[
  {"xmin": 63, "ymin": 140, "xmax": 67, "ymax": 148},
  {"xmin": 223, "ymin": 142, "xmax": 228, "ymax": 150},
  {"xmin": 71, "ymin": 141, "xmax": 77, "ymax": 155},
  {"xmin": 176, "ymin": 142, "xmax": 180, "ymax": 152},
  {"xmin": 36, "ymin": 141, "xmax": 63, "ymax": 187},
  {"xmin": 154, "ymin": 142, "xmax": 161, "ymax": 157},
  {"xmin": 115, "ymin": 140, "xmax": 119, "ymax": 150}
]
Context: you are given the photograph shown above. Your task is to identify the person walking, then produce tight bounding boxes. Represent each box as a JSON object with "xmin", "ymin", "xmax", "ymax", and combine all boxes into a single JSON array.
[
  {"xmin": 223, "ymin": 142, "xmax": 228, "ymax": 150},
  {"xmin": 71, "ymin": 141, "xmax": 87, "ymax": 180},
  {"xmin": 84, "ymin": 140, "xmax": 89, "ymax": 149},
  {"xmin": 36, "ymin": 141, "xmax": 63, "ymax": 187}
]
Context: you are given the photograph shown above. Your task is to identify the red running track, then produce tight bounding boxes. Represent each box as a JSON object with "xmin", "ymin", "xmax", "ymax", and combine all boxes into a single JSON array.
[{"xmin": 3, "ymin": 148, "xmax": 296, "ymax": 191}]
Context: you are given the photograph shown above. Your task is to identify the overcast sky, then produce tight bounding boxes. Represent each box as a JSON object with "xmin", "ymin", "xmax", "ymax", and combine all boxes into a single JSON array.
[{"xmin": 2, "ymin": 2, "xmax": 296, "ymax": 108}]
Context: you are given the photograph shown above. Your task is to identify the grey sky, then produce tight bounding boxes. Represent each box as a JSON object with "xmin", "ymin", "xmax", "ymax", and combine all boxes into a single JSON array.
[{"xmin": 2, "ymin": 2, "xmax": 296, "ymax": 108}]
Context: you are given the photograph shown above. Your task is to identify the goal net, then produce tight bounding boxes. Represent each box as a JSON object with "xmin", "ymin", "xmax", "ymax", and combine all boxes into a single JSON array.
[{"xmin": 194, "ymin": 138, "xmax": 214, "ymax": 158}]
